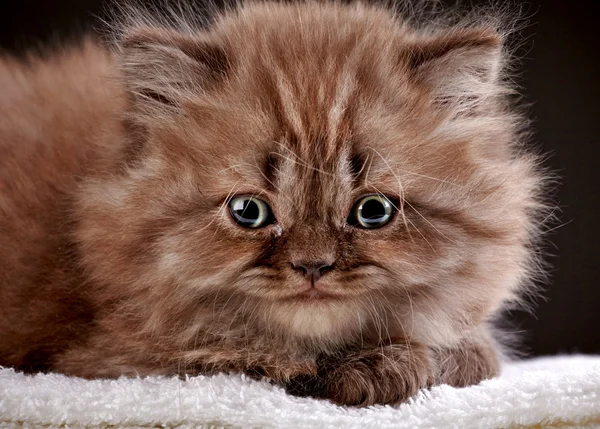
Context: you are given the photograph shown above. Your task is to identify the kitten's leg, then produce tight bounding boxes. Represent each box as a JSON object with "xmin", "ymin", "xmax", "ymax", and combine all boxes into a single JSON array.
[
  {"xmin": 231, "ymin": 352, "xmax": 319, "ymax": 383},
  {"xmin": 435, "ymin": 329, "xmax": 500, "ymax": 387},
  {"xmin": 286, "ymin": 342, "xmax": 435, "ymax": 407},
  {"xmin": 56, "ymin": 339, "xmax": 320, "ymax": 382},
  {"xmin": 171, "ymin": 342, "xmax": 320, "ymax": 384}
]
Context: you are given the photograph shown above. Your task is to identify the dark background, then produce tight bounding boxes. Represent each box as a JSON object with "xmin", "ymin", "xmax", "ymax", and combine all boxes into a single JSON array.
[{"xmin": 0, "ymin": 0, "xmax": 598, "ymax": 356}]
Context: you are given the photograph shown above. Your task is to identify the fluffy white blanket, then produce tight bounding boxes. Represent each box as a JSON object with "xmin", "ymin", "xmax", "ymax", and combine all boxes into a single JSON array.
[{"xmin": 1, "ymin": 355, "xmax": 599, "ymax": 429}]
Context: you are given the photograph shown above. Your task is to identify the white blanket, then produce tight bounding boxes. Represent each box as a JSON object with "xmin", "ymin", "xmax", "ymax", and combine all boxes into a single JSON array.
[{"xmin": 1, "ymin": 355, "xmax": 599, "ymax": 429}]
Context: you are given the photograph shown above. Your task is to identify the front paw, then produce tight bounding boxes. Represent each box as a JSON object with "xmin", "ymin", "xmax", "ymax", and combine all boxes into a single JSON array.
[
  {"xmin": 436, "ymin": 339, "xmax": 500, "ymax": 387},
  {"xmin": 286, "ymin": 343, "xmax": 435, "ymax": 407}
]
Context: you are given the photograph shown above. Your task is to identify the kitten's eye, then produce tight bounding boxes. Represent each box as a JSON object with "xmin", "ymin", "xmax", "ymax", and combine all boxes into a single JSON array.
[
  {"xmin": 350, "ymin": 195, "xmax": 395, "ymax": 229},
  {"xmin": 228, "ymin": 196, "xmax": 273, "ymax": 228}
]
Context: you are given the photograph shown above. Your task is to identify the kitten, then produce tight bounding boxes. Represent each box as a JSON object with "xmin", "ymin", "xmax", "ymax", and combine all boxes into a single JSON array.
[{"xmin": 0, "ymin": 0, "xmax": 546, "ymax": 406}]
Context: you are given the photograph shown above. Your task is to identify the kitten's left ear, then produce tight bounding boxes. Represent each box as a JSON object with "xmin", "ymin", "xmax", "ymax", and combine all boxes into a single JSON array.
[
  {"xmin": 118, "ymin": 27, "xmax": 229, "ymax": 114},
  {"xmin": 401, "ymin": 27, "xmax": 504, "ymax": 113}
]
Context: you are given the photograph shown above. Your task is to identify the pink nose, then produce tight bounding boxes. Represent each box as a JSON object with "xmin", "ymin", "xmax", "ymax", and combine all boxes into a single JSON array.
[{"xmin": 291, "ymin": 261, "xmax": 334, "ymax": 284}]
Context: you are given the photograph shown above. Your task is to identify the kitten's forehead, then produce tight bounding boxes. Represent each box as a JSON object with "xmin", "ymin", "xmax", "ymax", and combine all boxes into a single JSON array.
[
  {"xmin": 266, "ymin": 144, "xmax": 354, "ymax": 223},
  {"xmin": 222, "ymin": 61, "xmax": 363, "ymax": 218},
  {"xmin": 250, "ymin": 49, "xmax": 368, "ymax": 205},
  {"xmin": 221, "ymin": 60, "xmax": 398, "ymax": 220},
  {"xmin": 223, "ymin": 4, "xmax": 401, "ymax": 166},
  {"xmin": 206, "ymin": 3, "xmax": 448, "ymax": 211},
  {"xmin": 267, "ymin": 64, "xmax": 357, "ymax": 164}
]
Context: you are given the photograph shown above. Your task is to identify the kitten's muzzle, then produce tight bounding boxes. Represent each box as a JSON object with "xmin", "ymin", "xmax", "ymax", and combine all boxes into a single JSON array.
[{"xmin": 291, "ymin": 261, "xmax": 334, "ymax": 285}]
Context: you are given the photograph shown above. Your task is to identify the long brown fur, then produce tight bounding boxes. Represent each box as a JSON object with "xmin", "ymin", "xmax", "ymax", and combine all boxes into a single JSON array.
[{"xmin": 0, "ymin": 0, "xmax": 546, "ymax": 406}]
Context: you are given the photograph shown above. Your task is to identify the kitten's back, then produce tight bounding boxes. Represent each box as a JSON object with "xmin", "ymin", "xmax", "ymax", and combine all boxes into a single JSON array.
[{"xmin": 0, "ymin": 40, "xmax": 124, "ymax": 369}]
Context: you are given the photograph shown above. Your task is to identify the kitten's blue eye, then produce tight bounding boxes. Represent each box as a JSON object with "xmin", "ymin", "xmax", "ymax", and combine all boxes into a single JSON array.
[
  {"xmin": 351, "ymin": 195, "xmax": 395, "ymax": 229},
  {"xmin": 229, "ymin": 196, "xmax": 273, "ymax": 228}
]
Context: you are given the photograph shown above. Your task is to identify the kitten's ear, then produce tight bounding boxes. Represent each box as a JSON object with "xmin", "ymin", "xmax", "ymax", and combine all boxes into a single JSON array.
[
  {"xmin": 402, "ymin": 27, "xmax": 504, "ymax": 114},
  {"xmin": 119, "ymin": 27, "xmax": 229, "ymax": 113}
]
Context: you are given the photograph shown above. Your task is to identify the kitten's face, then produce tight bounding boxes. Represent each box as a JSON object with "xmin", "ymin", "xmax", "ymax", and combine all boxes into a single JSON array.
[{"xmin": 78, "ymin": 3, "xmax": 540, "ymax": 347}]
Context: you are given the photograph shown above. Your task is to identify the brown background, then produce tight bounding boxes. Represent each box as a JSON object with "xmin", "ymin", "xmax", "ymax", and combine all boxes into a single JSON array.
[{"xmin": 0, "ymin": 0, "xmax": 598, "ymax": 356}]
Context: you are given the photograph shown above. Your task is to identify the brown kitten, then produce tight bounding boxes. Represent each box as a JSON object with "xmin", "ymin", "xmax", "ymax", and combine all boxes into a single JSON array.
[{"xmin": 0, "ymin": 1, "xmax": 546, "ymax": 406}]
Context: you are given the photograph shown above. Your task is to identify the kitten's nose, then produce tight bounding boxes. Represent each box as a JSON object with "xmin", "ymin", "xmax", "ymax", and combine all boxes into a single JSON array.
[{"xmin": 291, "ymin": 261, "xmax": 334, "ymax": 284}]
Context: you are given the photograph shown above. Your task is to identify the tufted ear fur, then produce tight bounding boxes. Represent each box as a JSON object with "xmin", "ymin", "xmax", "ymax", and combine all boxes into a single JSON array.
[
  {"xmin": 402, "ymin": 27, "xmax": 504, "ymax": 117},
  {"xmin": 119, "ymin": 27, "xmax": 229, "ymax": 115}
]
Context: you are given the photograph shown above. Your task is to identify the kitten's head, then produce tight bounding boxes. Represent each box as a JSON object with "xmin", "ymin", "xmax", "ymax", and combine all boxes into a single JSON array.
[{"xmin": 78, "ymin": 2, "xmax": 544, "ymax": 348}]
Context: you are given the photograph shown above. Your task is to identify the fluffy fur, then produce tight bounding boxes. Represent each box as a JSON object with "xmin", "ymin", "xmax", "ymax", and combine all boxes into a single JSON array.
[{"xmin": 0, "ymin": 0, "xmax": 546, "ymax": 406}]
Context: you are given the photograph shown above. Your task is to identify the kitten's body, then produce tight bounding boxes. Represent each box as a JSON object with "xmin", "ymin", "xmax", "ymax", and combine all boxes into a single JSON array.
[
  {"xmin": 0, "ymin": 43, "xmax": 125, "ymax": 371},
  {"xmin": 0, "ymin": 1, "xmax": 544, "ymax": 405}
]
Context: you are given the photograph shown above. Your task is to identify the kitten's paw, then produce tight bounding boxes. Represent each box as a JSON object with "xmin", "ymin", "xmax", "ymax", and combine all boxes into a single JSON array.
[
  {"xmin": 247, "ymin": 359, "xmax": 318, "ymax": 383},
  {"xmin": 437, "ymin": 340, "xmax": 500, "ymax": 387},
  {"xmin": 287, "ymin": 343, "xmax": 434, "ymax": 407}
]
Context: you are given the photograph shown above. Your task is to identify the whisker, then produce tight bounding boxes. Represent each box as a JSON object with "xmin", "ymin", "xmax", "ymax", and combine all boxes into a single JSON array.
[
  {"xmin": 269, "ymin": 151, "xmax": 334, "ymax": 177},
  {"xmin": 403, "ymin": 200, "xmax": 456, "ymax": 244},
  {"xmin": 251, "ymin": 158, "xmax": 297, "ymax": 209},
  {"xmin": 396, "ymin": 168, "xmax": 463, "ymax": 187},
  {"xmin": 376, "ymin": 291, "xmax": 415, "ymax": 361},
  {"xmin": 271, "ymin": 141, "xmax": 335, "ymax": 176},
  {"xmin": 366, "ymin": 146, "xmax": 457, "ymax": 245},
  {"xmin": 365, "ymin": 147, "xmax": 409, "ymax": 226},
  {"xmin": 210, "ymin": 180, "xmax": 244, "ymax": 240},
  {"xmin": 352, "ymin": 152, "xmax": 371, "ymax": 182}
]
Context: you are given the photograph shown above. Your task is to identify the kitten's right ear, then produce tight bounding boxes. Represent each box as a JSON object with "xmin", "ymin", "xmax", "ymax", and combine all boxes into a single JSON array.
[
  {"xmin": 400, "ymin": 27, "xmax": 504, "ymax": 116},
  {"xmin": 118, "ymin": 27, "xmax": 229, "ymax": 113}
]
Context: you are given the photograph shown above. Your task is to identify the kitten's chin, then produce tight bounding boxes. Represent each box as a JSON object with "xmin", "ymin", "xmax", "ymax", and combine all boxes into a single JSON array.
[
  {"xmin": 281, "ymin": 287, "xmax": 339, "ymax": 302},
  {"xmin": 266, "ymin": 300, "xmax": 365, "ymax": 344}
]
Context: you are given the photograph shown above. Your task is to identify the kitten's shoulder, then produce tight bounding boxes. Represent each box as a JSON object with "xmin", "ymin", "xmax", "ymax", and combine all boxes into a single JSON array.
[
  {"xmin": 0, "ymin": 38, "xmax": 122, "ymax": 114},
  {"xmin": 0, "ymin": 38, "xmax": 128, "ymax": 280},
  {"xmin": 0, "ymin": 38, "xmax": 128, "ymax": 184}
]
